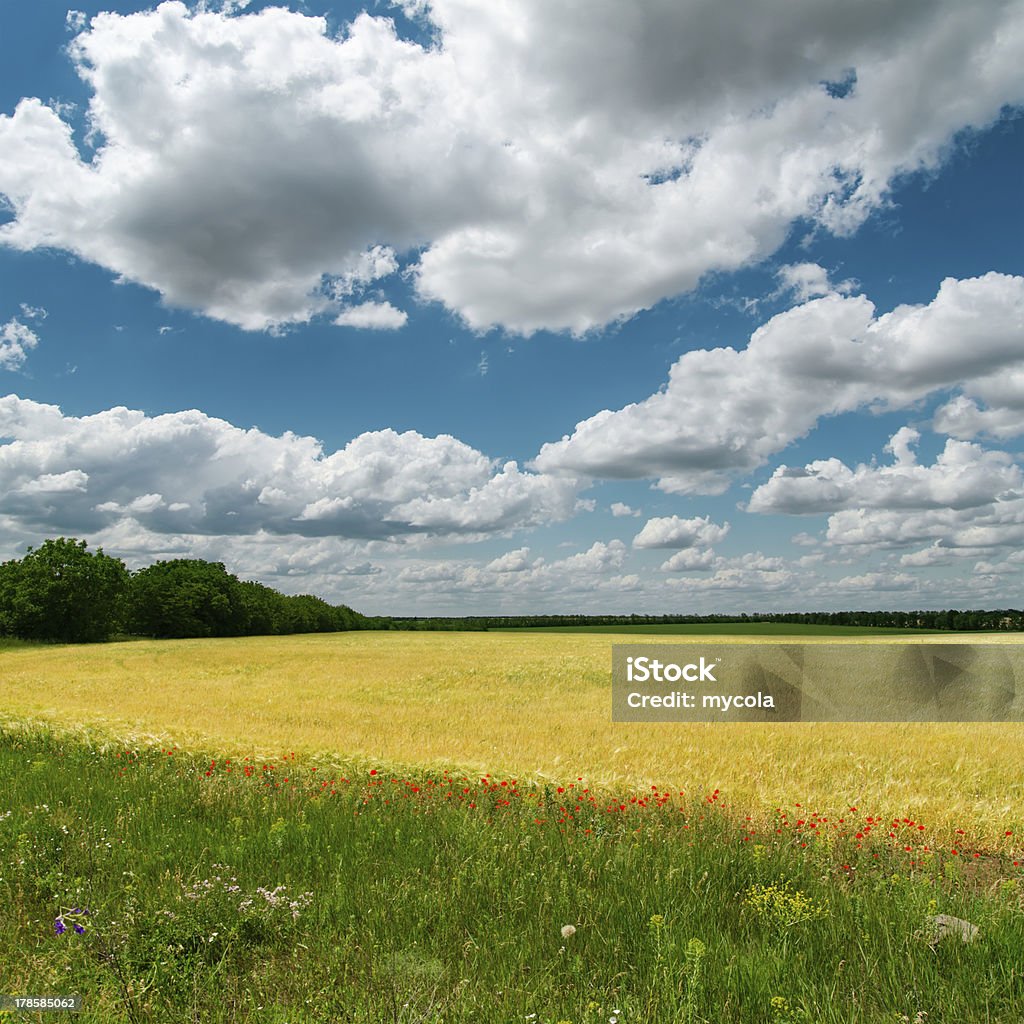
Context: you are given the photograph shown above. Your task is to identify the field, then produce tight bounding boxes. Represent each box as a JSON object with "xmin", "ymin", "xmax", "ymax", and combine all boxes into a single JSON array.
[
  {"xmin": 493, "ymin": 624, "xmax": 941, "ymax": 635},
  {"xmin": 3, "ymin": 630, "xmax": 1024, "ymax": 1022},
  {"xmin": 2, "ymin": 630, "xmax": 1022, "ymax": 831}
]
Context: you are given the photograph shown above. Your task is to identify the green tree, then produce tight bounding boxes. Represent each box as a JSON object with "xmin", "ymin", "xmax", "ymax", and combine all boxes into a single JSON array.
[
  {"xmin": 127, "ymin": 559, "xmax": 248, "ymax": 639},
  {"xmin": 0, "ymin": 537, "xmax": 129, "ymax": 643}
]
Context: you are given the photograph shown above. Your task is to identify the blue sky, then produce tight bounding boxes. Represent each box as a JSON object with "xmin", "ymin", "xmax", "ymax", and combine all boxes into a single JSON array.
[{"xmin": 1, "ymin": 0, "xmax": 1023, "ymax": 614}]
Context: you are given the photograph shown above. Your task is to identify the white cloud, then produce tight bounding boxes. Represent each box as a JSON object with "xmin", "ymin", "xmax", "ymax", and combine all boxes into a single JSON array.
[
  {"xmin": 554, "ymin": 540, "xmax": 626, "ymax": 574},
  {"xmin": 610, "ymin": 501, "xmax": 641, "ymax": 517},
  {"xmin": 331, "ymin": 246, "xmax": 400, "ymax": 298},
  {"xmin": 633, "ymin": 514, "xmax": 730, "ymax": 549},
  {"xmin": 775, "ymin": 262, "xmax": 856, "ymax": 302},
  {"xmin": 2, "ymin": 2, "xmax": 1023, "ymax": 332},
  {"xmin": 485, "ymin": 547, "xmax": 537, "ymax": 573},
  {"xmin": 536, "ymin": 273, "xmax": 1024, "ymax": 493},
  {"xmin": 973, "ymin": 550, "xmax": 1024, "ymax": 575},
  {"xmin": 825, "ymin": 502, "xmax": 1024, "ymax": 553},
  {"xmin": 19, "ymin": 470, "xmax": 89, "ymax": 494},
  {"xmin": 748, "ymin": 427, "xmax": 1024, "ymax": 558},
  {"xmin": 899, "ymin": 543, "xmax": 959, "ymax": 568},
  {"xmin": 747, "ymin": 430, "xmax": 1023, "ymax": 515},
  {"xmin": 333, "ymin": 300, "xmax": 408, "ymax": 330},
  {"xmin": 664, "ymin": 562, "xmax": 800, "ymax": 594},
  {"xmin": 791, "ymin": 531, "xmax": 820, "ymax": 547},
  {"xmin": 660, "ymin": 548, "xmax": 715, "ymax": 572},
  {"xmin": 0, "ymin": 319, "xmax": 39, "ymax": 370},
  {"xmin": 933, "ymin": 366, "xmax": 1024, "ymax": 440},
  {"xmin": 0, "ymin": 394, "xmax": 581, "ymax": 542},
  {"xmin": 835, "ymin": 571, "xmax": 917, "ymax": 592}
]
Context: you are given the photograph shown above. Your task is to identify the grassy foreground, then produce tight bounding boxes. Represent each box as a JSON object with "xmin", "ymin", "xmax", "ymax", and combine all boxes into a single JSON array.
[
  {"xmin": 2, "ymin": 631, "xmax": 1023, "ymax": 833},
  {"xmin": 2, "ymin": 723, "xmax": 1023, "ymax": 1023}
]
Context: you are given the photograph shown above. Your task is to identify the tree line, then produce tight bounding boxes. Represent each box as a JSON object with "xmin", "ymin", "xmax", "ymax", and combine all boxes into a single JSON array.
[
  {"xmin": 2, "ymin": 537, "xmax": 1021, "ymax": 644},
  {"xmin": 0, "ymin": 538, "xmax": 371, "ymax": 643},
  {"xmin": 385, "ymin": 609, "xmax": 1024, "ymax": 632}
]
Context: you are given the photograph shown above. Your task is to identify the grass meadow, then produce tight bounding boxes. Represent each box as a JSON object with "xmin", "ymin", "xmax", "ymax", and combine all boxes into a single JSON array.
[{"xmin": 2, "ymin": 630, "xmax": 1023, "ymax": 1021}]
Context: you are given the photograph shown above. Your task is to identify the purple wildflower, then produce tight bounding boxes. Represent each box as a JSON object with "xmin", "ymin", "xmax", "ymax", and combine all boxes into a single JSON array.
[{"xmin": 54, "ymin": 907, "xmax": 90, "ymax": 936}]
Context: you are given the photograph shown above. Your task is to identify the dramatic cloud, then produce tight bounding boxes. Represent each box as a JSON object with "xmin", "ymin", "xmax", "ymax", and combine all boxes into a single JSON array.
[
  {"xmin": 535, "ymin": 273, "xmax": 1024, "ymax": 493},
  {"xmin": 1, "ymin": 2, "xmax": 1022, "ymax": 332},
  {"xmin": 0, "ymin": 319, "xmax": 39, "ymax": 370},
  {"xmin": 0, "ymin": 394, "xmax": 580, "ymax": 542}
]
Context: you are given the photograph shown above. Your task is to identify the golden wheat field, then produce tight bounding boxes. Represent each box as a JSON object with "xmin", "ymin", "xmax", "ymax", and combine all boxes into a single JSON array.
[{"xmin": 3, "ymin": 631, "xmax": 1022, "ymax": 837}]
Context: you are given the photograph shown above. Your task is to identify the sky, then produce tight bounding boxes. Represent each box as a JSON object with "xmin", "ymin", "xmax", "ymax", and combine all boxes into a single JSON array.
[{"xmin": 0, "ymin": 0, "xmax": 1023, "ymax": 616}]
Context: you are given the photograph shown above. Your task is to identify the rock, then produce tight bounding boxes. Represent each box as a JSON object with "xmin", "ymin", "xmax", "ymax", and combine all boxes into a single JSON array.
[{"xmin": 921, "ymin": 914, "xmax": 979, "ymax": 946}]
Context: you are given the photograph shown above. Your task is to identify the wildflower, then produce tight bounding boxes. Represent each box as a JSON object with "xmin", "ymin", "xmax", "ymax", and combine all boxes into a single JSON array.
[
  {"xmin": 561, "ymin": 924, "xmax": 577, "ymax": 939},
  {"xmin": 54, "ymin": 907, "xmax": 89, "ymax": 936}
]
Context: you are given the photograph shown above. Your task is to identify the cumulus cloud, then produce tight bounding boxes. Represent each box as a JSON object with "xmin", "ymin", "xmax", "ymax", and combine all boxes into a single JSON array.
[
  {"xmin": 933, "ymin": 367, "xmax": 1024, "ymax": 440},
  {"xmin": 555, "ymin": 539, "xmax": 627, "ymax": 574},
  {"xmin": 664, "ymin": 553, "xmax": 799, "ymax": 594},
  {"xmin": 610, "ymin": 502, "xmax": 641, "ymax": 518},
  {"xmin": 1, "ymin": 2, "xmax": 1022, "ymax": 332},
  {"xmin": 0, "ymin": 394, "xmax": 581, "ymax": 542},
  {"xmin": 748, "ymin": 426, "xmax": 1024, "ymax": 558},
  {"xmin": 633, "ymin": 515, "xmax": 730, "ymax": 549},
  {"xmin": 791, "ymin": 532, "xmax": 820, "ymax": 547},
  {"xmin": 834, "ymin": 571, "xmax": 917, "ymax": 591},
  {"xmin": 536, "ymin": 273, "xmax": 1024, "ymax": 493},
  {"xmin": 378, "ymin": 540, "xmax": 634, "ymax": 610},
  {"xmin": 825, "ymin": 502, "xmax": 1024, "ymax": 552},
  {"xmin": 747, "ymin": 429, "xmax": 1023, "ymax": 515},
  {"xmin": 485, "ymin": 547, "xmax": 537, "ymax": 573},
  {"xmin": 899, "ymin": 543, "xmax": 959, "ymax": 568},
  {"xmin": 660, "ymin": 548, "xmax": 715, "ymax": 572},
  {"xmin": 333, "ymin": 301, "xmax": 408, "ymax": 330},
  {"xmin": 775, "ymin": 262, "xmax": 856, "ymax": 302},
  {"xmin": 0, "ymin": 319, "xmax": 39, "ymax": 370}
]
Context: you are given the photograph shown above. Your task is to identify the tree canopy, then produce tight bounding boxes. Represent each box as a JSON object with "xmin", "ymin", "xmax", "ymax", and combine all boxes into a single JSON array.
[
  {"xmin": 0, "ymin": 539, "xmax": 367, "ymax": 643},
  {"xmin": 0, "ymin": 537, "xmax": 129, "ymax": 643}
]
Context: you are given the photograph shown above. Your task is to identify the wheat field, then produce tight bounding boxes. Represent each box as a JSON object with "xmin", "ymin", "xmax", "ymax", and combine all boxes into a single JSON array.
[{"xmin": 3, "ymin": 631, "xmax": 1022, "ymax": 835}]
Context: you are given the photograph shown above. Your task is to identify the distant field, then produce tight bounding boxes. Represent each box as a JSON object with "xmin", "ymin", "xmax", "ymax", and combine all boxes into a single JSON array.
[
  {"xmin": 3, "ymin": 630, "xmax": 1022, "ymax": 835},
  {"xmin": 492, "ymin": 622, "xmax": 944, "ymax": 635}
]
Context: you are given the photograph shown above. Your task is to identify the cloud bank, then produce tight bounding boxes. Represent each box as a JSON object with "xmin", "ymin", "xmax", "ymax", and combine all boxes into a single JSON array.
[
  {"xmin": 0, "ymin": 395, "xmax": 580, "ymax": 541},
  {"xmin": 535, "ymin": 273, "xmax": 1024, "ymax": 493},
  {"xmin": 1, "ymin": 1, "xmax": 1022, "ymax": 332}
]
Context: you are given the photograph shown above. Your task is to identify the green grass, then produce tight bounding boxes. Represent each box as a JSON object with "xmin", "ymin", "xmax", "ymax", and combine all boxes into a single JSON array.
[
  {"xmin": 2, "ymin": 723, "xmax": 1023, "ymax": 1023},
  {"xmin": 492, "ymin": 624, "xmax": 944, "ymax": 635}
]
